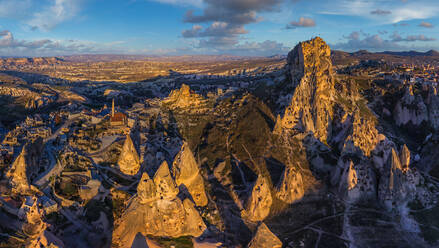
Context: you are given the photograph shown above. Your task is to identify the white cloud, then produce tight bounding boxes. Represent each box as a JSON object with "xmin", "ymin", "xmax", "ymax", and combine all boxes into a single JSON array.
[
  {"xmin": 0, "ymin": 30, "xmax": 130, "ymax": 56},
  {"xmin": 320, "ymin": 0, "xmax": 439, "ymax": 24},
  {"xmin": 28, "ymin": 0, "xmax": 83, "ymax": 31}
]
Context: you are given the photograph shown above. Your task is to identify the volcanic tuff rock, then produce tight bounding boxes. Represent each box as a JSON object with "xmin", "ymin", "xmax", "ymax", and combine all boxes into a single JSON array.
[
  {"xmin": 241, "ymin": 175, "xmax": 272, "ymax": 222},
  {"xmin": 112, "ymin": 162, "xmax": 206, "ymax": 247},
  {"xmin": 171, "ymin": 142, "xmax": 208, "ymax": 206},
  {"xmin": 280, "ymin": 37, "xmax": 335, "ymax": 144},
  {"xmin": 117, "ymin": 134, "xmax": 140, "ymax": 176},
  {"xmin": 6, "ymin": 139, "xmax": 44, "ymax": 194},
  {"xmin": 344, "ymin": 109, "xmax": 384, "ymax": 157},
  {"xmin": 163, "ymin": 83, "xmax": 206, "ymax": 110},
  {"xmin": 276, "ymin": 166, "xmax": 304, "ymax": 204},
  {"xmin": 394, "ymin": 85, "xmax": 428, "ymax": 126},
  {"xmin": 247, "ymin": 223, "xmax": 282, "ymax": 248},
  {"xmin": 153, "ymin": 161, "xmax": 179, "ymax": 198},
  {"xmin": 378, "ymin": 148, "xmax": 418, "ymax": 210},
  {"xmin": 400, "ymin": 144, "xmax": 410, "ymax": 172},
  {"xmin": 393, "ymin": 85, "xmax": 439, "ymax": 130}
]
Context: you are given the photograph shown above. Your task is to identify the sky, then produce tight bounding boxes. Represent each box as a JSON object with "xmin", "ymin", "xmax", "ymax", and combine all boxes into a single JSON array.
[{"xmin": 0, "ymin": 0, "xmax": 438, "ymax": 56}]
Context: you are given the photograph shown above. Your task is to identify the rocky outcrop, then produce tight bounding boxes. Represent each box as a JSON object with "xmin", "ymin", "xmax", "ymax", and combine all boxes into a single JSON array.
[
  {"xmin": 171, "ymin": 142, "xmax": 208, "ymax": 206},
  {"xmin": 6, "ymin": 139, "xmax": 43, "ymax": 194},
  {"xmin": 378, "ymin": 148, "xmax": 418, "ymax": 210},
  {"xmin": 276, "ymin": 166, "xmax": 304, "ymax": 204},
  {"xmin": 280, "ymin": 37, "xmax": 335, "ymax": 144},
  {"xmin": 163, "ymin": 84, "xmax": 206, "ymax": 110},
  {"xmin": 241, "ymin": 176, "xmax": 272, "ymax": 222},
  {"xmin": 347, "ymin": 161, "xmax": 358, "ymax": 191},
  {"xmin": 112, "ymin": 162, "xmax": 206, "ymax": 247},
  {"xmin": 391, "ymin": 84, "xmax": 439, "ymax": 132},
  {"xmin": 153, "ymin": 161, "xmax": 179, "ymax": 199},
  {"xmin": 400, "ymin": 144, "xmax": 410, "ymax": 173},
  {"xmin": 394, "ymin": 86, "xmax": 428, "ymax": 127},
  {"xmin": 117, "ymin": 134, "xmax": 140, "ymax": 176},
  {"xmin": 331, "ymin": 155, "xmax": 376, "ymax": 203},
  {"xmin": 247, "ymin": 223, "xmax": 282, "ymax": 248},
  {"xmin": 345, "ymin": 110, "xmax": 385, "ymax": 157}
]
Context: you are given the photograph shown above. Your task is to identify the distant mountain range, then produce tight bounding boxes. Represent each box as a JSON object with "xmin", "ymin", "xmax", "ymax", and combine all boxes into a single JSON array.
[
  {"xmin": 0, "ymin": 49, "xmax": 438, "ymax": 67},
  {"xmin": 331, "ymin": 49, "xmax": 439, "ymax": 66}
]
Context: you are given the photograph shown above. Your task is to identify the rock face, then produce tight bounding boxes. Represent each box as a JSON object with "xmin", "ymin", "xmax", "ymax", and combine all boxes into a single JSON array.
[
  {"xmin": 378, "ymin": 148, "xmax": 418, "ymax": 210},
  {"xmin": 400, "ymin": 144, "xmax": 410, "ymax": 173},
  {"xmin": 112, "ymin": 162, "xmax": 206, "ymax": 247},
  {"xmin": 344, "ymin": 110, "xmax": 384, "ymax": 157},
  {"xmin": 247, "ymin": 223, "xmax": 282, "ymax": 248},
  {"xmin": 394, "ymin": 86, "xmax": 428, "ymax": 127},
  {"xmin": 394, "ymin": 85, "xmax": 439, "ymax": 131},
  {"xmin": 280, "ymin": 37, "xmax": 335, "ymax": 144},
  {"xmin": 117, "ymin": 134, "xmax": 140, "ymax": 175},
  {"xmin": 276, "ymin": 166, "xmax": 304, "ymax": 204},
  {"xmin": 153, "ymin": 161, "xmax": 179, "ymax": 199},
  {"xmin": 6, "ymin": 139, "xmax": 43, "ymax": 194},
  {"xmin": 171, "ymin": 142, "xmax": 208, "ymax": 206},
  {"xmin": 163, "ymin": 84, "xmax": 206, "ymax": 109},
  {"xmin": 347, "ymin": 161, "xmax": 358, "ymax": 191},
  {"xmin": 241, "ymin": 176, "xmax": 272, "ymax": 222}
]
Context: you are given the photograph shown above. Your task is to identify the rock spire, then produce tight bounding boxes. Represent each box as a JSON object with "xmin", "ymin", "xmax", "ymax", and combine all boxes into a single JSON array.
[
  {"xmin": 117, "ymin": 134, "xmax": 140, "ymax": 176},
  {"xmin": 172, "ymin": 142, "xmax": 208, "ymax": 206}
]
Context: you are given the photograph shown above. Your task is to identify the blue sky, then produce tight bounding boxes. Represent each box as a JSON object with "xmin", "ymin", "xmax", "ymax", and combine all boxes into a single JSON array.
[{"xmin": 0, "ymin": 0, "xmax": 438, "ymax": 56}]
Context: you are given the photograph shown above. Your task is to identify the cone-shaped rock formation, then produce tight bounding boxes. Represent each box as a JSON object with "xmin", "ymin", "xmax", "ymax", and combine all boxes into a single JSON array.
[
  {"xmin": 241, "ymin": 176, "xmax": 272, "ymax": 222},
  {"xmin": 117, "ymin": 134, "xmax": 140, "ymax": 176},
  {"xmin": 172, "ymin": 142, "xmax": 208, "ymax": 206},
  {"xmin": 248, "ymin": 223, "xmax": 282, "ymax": 248},
  {"xmin": 112, "ymin": 162, "xmax": 206, "ymax": 247}
]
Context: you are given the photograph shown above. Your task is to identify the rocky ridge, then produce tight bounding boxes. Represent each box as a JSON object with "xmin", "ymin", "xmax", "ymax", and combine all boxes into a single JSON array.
[{"xmin": 279, "ymin": 37, "xmax": 335, "ymax": 144}]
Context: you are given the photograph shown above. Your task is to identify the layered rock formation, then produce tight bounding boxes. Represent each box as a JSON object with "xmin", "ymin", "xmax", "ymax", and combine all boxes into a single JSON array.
[
  {"xmin": 112, "ymin": 161, "xmax": 206, "ymax": 247},
  {"xmin": 171, "ymin": 142, "xmax": 208, "ymax": 206},
  {"xmin": 247, "ymin": 223, "xmax": 282, "ymax": 248},
  {"xmin": 241, "ymin": 176, "xmax": 272, "ymax": 222},
  {"xmin": 117, "ymin": 134, "xmax": 140, "ymax": 176},
  {"xmin": 280, "ymin": 37, "xmax": 335, "ymax": 144}
]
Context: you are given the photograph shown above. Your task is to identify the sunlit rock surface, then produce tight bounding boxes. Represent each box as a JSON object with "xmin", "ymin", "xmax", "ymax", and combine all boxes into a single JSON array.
[
  {"xmin": 112, "ymin": 162, "xmax": 206, "ymax": 247},
  {"xmin": 171, "ymin": 141, "xmax": 208, "ymax": 206},
  {"xmin": 247, "ymin": 223, "xmax": 282, "ymax": 248},
  {"xmin": 280, "ymin": 37, "xmax": 335, "ymax": 144},
  {"xmin": 241, "ymin": 176, "xmax": 272, "ymax": 222},
  {"xmin": 117, "ymin": 134, "xmax": 140, "ymax": 175}
]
